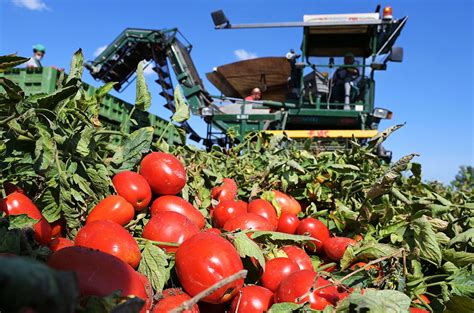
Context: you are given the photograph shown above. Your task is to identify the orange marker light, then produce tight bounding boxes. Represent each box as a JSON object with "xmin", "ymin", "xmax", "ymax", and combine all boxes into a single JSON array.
[{"xmin": 383, "ymin": 6, "xmax": 393, "ymax": 20}]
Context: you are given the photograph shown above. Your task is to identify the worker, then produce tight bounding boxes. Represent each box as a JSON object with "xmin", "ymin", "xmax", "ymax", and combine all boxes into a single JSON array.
[
  {"xmin": 245, "ymin": 88, "xmax": 262, "ymax": 101},
  {"xmin": 332, "ymin": 52, "xmax": 360, "ymax": 109},
  {"xmin": 25, "ymin": 44, "xmax": 46, "ymax": 68}
]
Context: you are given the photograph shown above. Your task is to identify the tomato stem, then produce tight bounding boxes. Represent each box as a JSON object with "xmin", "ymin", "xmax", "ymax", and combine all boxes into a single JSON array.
[{"xmin": 136, "ymin": 237, "xmax": 180, "ymax": 247}]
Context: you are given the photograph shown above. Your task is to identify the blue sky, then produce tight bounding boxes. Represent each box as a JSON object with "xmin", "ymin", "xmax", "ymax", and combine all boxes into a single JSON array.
[{"xmin": 1, "ymin": 0, "xmax": 472, "ymax": 183}]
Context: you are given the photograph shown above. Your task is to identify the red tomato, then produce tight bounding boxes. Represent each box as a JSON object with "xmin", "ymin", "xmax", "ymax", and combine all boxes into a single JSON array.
[
  {"xmin": 48, "ymin": 247, "xmax": 147, "ymax": 305},
  {"xmin": 261, "ymin": 258, "xmax": 299, "ymax": 292},
  {"xmin": 86, "ymin": 195, "xmax": 135, "ymax": 226},
  {"xmin": 140, "ymin": 152, "xmax": 186, "ymax": 195},
  {"xmin": 271, "ymin": 191, "xmax": 301, "ymax": 215},
  {"xmin": 323, "ymin": 237, "xmax": 357, "ymax": 261},
  {"xmin": 349, "ymin": 262, "xmax": 382, "ymax": 277},
  {"xmin": 274, "ymin": 270, "xmax": 338, "ymax": 308},
  {"xmin": 212, "ymin": 178, "xmax": 238, "ymax": 202},
  {"xmin": 230, "ymin": 286, "xmax": 274, "ymax": 313},
  {"xmin": 296, "ymin": 218, "xmax": 330, "ymax": 253},
  {"xmin": 151, "ymin": 195, "xmax": 205, "ymax": 229},
  {"xmin": 212, "ymin": 200, "xmax": 248, "ymax": 229},
  {"xmin": 75, "ymin": 220, "xmax": 141, "ymax": 268},
  {"xmin": 153, "ymin": 288, "xmax": 199, "ymax": 313},
  {"xmin": 50, "ymin": 218, "xmax": 66, "ymax": 238},
  {"xmin": 204, "ymin": 228, "xmax": 222, "ymax": 235},
  {"xmin": 410, "ymin": 308, "xmax": 429, "ymax": 313},
  {"xmin": 175, "ymin": 233, "xmax": 244, "ymax": 304},
  {"xmin": 281, "ymin": 246, "xmax": 313, "ymax": 271},
  {"xmin": 276, "ymin": 213, "xmax": 300, "ymax": 234},
  {"xmin": 0, "ymin": 192, "xmax": 51, "ymax": 245},
  {"xmin": 247, "ymin": 199, "xmax": 278, "ymax": 230},
  {"xmin": 112, "ymin": 171, "xmax": 152, "ymax": 211},
  {"xmin": 142, "ymin": 211, "xmax": 199, "ymax": 253},
  {"xmin": 353, "ymin": 234, "xmax": 363, "ymax": 242},
  {"xmin": 48, "ymin": 237, "xmax": 74, "ymax": 252},
  {"xmin": 223, "ymin": 213, "xmax": 274, "ymax": 233},
  {"xmin": 413, "ymin": 294, "xmax": 430, "ymax": 304}
]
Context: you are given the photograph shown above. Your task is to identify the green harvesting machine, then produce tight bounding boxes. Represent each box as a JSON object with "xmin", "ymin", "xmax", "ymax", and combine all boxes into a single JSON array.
[{"xmin": 85, "ymin": 5, "xmax": 407, "ymax": 161}]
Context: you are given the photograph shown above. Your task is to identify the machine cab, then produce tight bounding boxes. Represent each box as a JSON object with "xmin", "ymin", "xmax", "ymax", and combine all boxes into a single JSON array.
[{"xmin": 207, "ymin": 7, "xmax": 407, "ymax": 134}]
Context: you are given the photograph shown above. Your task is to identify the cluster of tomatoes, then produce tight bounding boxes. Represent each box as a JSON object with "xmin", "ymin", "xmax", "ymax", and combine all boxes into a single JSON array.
[{"xmin": 0, "ymin": 151, "xmax": 430, "ymax": 313}]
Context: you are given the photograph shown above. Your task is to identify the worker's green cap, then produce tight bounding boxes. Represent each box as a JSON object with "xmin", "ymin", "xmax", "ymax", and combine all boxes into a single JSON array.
[
  {"xmin": 32, "ymin": 44, "xmax": 46, "ymax": 52},
  {"xmin": 344, "ymin": 52, "xmax": 354, "ymax": 58}
]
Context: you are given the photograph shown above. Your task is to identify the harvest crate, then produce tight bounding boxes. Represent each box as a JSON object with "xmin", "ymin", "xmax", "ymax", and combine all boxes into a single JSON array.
[{"xmin": 1, "ymin": 67, "xmax": 184, "ymax": 145}]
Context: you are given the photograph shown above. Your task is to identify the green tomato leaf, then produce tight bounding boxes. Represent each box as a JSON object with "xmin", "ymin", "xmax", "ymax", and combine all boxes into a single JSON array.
[
  {"xmin": 448, "ymin": 228, "xmax": 474, "ymax": 247},
  {"xmin": 172, "ymin": 86, "xmax": 190, "ymax": 123},
  {"xmin": 8, "ymin": 214, "xmax": 38, "ymax": 230},
  {"xmin": 112, "ymin": 127, "xmax": 153, "ymax": 171},
  {"xmin": 233, "ymin": 232, "xmax": 265, "ymax": 270},
  {"xmin": 137, "ymin": 241, "xmax": 171, "ymax": 292},
  {"xmin": 447, "ymin": 268, "xmax": 474, "ymax": 297},
  {"xmin": 135, "ymin": 60, "xmax": 152, "ymax": 111},
  {"xmin": 410, "ymin": 216, "xmax": 442, "ymax": 266},
  {"xmin": 67, "ymin": 49, "xmax": 84, "ymax": 83},
  {"xmin": 0, "ymin": 54, "xmax": 29, "ymax": 72},
  {"xmin": 0, "ymin": 77, "xmax": 24, "ymax": 100},
  {"xmin": 342, "ymin": 289, "xmax": 411, "ymax": 313},
  {"xmin": 340, "ymin": 242, "xmax": 399, "ymax": 270},
  {"xmin": 443, "ymin": 249, "xmax": 474, "ymax": 267},
  {"xmin": 251, "ymin": 231, "xmax": 314, "ymax": 244},
  {"xmin": 267, "ymin": 302, "xmax": 305, "ymax": 313}
]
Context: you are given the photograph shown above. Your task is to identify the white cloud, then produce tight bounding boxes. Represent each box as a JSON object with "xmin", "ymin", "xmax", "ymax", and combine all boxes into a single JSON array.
[
  {"xmin": 12, "ymin": 0, "xmax": 48, "ymax": 11},
  {"xmin": 234, "ymin": 49, "xmax": 257, "ymax": 61},
  {"xmin": 93, "ymin": 45, "xmax": 107, "ymax": 57}
]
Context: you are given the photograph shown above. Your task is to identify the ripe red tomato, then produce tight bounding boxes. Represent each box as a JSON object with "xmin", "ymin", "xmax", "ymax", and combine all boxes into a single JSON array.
[
  {"xmin": 413, "ymin": 294, "xmax": 430, "ymax": 304},
  {"xmin": 281, "ymin": 246, "xmax": 313, "ymax": 271},
  {"xmin": 212, "ymin": 200, "xmax": 248, "ymax": 229},
  {"xmin": 349, "ymin": 262, "xmax": 381, "ymax": 277},
  {"xmin": 48, "ymin": 237, "xmax": 74, "ymax": 252},
  {"xmin": 276, "ymin": 213, "xmax": 300, "ymax": 234},
  {"xmin": 112, "ymin": 171, "xmax": 152, "ymax": 211},
  {"xmin": 50, "ymin": 218, "xmax": 66, "ymax": 238},
  {"xmin": 175, "ymin": 233, "xmax": 244, "ymax": 304},
  {"xmin": 353, "ymin": 234, "xmax": 363, "ymax": 242},
  {"xmin": 142, "ymin": 211, "xmax": 199, "ymax": 253},
  {"xmin": 140, "ymin": 152, "xmax": 186, "ymax": 195},
  {"xmin": 223, "ymin": 213, "xmax": 274, "ymax": 233},
  {"xmin": 296, "ymin": 218, "xmax": 330, "ymax": 253},
  {"xmin": 323, "ymin": 237, "xmax": 357, "ymax": 261},
  {"xmin": 0, "ymin": 192, "xmax": 51, "ymax": 245},
  {"xmin": 230, "ymin": 286, "xmax": 274, "ymax": 313},
  {"xmin": 271, "ymin": 191, "xmax": 301, "ymax": 215},
  {"xmin": 204, "ymin": 228, "xmax": 222, "ymax": 235},
  {"xmin": 153, "ymin": 288, "xmax": 199, "ymax": 313},
  {"xmin": 48, "ymin": 246, "xmax": 147, "ymax": 304},
  {"xmin": 151, "ymin": 195, "xmax": 205, "ymax": 229},
  {"xmin": 212, "ymin": 178, "xmax": 238, "ymax": 202},
  {"xmin": 247, "ymin": 199, "xmax": 278, "ymax": 230},
  {"xmin": 261, "ymin": 257, "xmax": 299, "ymax": 292},
  {"xmin": 86, "ymin": 195, "xmax": 135, "ymax": 226},
  {"xmin": 75, "ymin": 220, "xmax": 141, "ymax": 268},
  {"xmin": 274, "ymin": 270, "xmax": 338, "ymax": 309},
  {"xmin": 410, "ymin": 308, "xmax": 429, "ymax": 313}
]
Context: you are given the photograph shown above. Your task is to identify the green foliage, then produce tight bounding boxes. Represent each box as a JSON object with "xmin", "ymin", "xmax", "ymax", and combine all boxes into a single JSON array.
[
  {"xmin": 137, "ymin": 240, "xmax": 173, "ymax": 292},
  {"xmin": 0, "ymin": 52, "xmax": 154, "ymax": 234}
]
